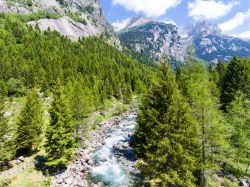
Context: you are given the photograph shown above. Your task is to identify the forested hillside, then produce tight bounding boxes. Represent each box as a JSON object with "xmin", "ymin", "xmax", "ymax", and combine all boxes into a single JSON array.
[{"xmin": 0, "ymin": 13, "xmax": 154, "ymax": 170}]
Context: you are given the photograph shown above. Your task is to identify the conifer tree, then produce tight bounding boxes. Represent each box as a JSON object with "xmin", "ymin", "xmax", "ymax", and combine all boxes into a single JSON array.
[
  {"xmin": 71, "ymin": 81, "xmax": 87, "ymax": 133},
  {"xmin": 227, "ymin": 93, "xmax": 250, "ymax": 174},
  {"xmin": 135, "ymin": 61, "xmax": 200, "ymax": 186},
  {"xmin": 221, "ymin": 56, "xmax": 250, "ymax": 110},
  {"xmin": 123, "ymin": 84, "xmax": 133, "ymax": 104},
  {"xmin": 16, "ymin": 88, "xmax": 44, "ymax": 154},
  {"xmin": 0, "ymin": 95, "xmax": 9, "ymax": 162},
  {"xmin": 45, "ymin": 82, "xmax": 75, "ymax": 168},
  {"xmin": 177, "ymin": 61, "xmax": 229, "ymax": 186}
]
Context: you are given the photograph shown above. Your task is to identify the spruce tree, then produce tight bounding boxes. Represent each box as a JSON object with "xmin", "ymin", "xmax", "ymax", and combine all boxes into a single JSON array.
[
  {"xmin": 45, "ymin": 82, "xmax": 75, "ymax": 168},
  {"xmin": 221, "ymin": 57, "xmax": 250, "ymax": 110},
  {"xmin": 135, "ymin": 62, "xmax": 200, "ymax": 186},
  {"xmin": 16, "ymin": 88, "xmax": 44, "ymax": 154}
]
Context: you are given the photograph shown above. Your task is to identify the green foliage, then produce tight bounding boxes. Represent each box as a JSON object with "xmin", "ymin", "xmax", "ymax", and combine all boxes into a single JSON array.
[
  {"xmin": 226, "ymin": 93, "xmax": 250, "ymax": 175},
  {"xmin": 123, "ymin": 84, "xmax": 132, "ymax": 104},
  {"xmin": 0, "ymin": 96, "xmax": 11, "ymax": 166},
  {"xmin": 45, "ymin": 82, "xmax": 75, "ymax": 168},
  {"xmin": 84, "ymin": 6, "xmax": 95, "ymax": 14},
  {"xmin": 0, "ymin": 79, "xmax": 7, "ymax": 96},
  {"xmin": 208, "ymin": 61, "xmax": 227, "ymax": 89},
  {"xmin": 0, "ymin": 12, "xmax": 60, "ymax": 23},
  {"xmin": 6, "ymin": 78, "xmax": 25, "ymax": 96},
  {"xmin": 27, "ymin": 0, "xmax": 32, "ymax": 7},
  {"xmin": 65, "ymin": 80, "xmax": 88, "ymax": 133},
  {"xmin": 15, "ymin": 88, "xmax": 44, "ymax": 154},
  {"xmin": 66, "ymin": 13, "xmax": 87, "ymax": 25},
  {"xmin": 112, "ymin": 104, "xmax": 127, "ymax": 116},
  {"xmin": 135, "ymin": 61, "xmax": 200, "ymax": 186},
  {"xmin": 0, "ymin": 15, "xmax": 153, "ymax": 105},
  {"xmin": 177, "ymin": 61, "xmax": 230, "ymax": 185},
  {"xmin": 221, "ymin": 56, "xmax": 250, "ymax": 110}
]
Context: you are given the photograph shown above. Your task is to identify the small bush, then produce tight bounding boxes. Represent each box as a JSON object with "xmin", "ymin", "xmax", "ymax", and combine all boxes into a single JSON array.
[{"xmin": 112, "ymin": 104, "xmax": 127, "ymax": 116}]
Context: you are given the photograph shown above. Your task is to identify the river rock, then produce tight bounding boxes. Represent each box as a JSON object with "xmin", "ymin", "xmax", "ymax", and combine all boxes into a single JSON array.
[
  {"xmin": 227, "ymin": 174, "xmax": 238, "ymax": 183},
  {"xmin": 57, "ymin": 177, "xmax": 64, "ymax": 184},
  {"xmin": 87, "ymin": 159, "xmax": 94, "ymax": 166},
  {"xmin": 18, "ymin": 156, "xmax": 25, "ymax": 162},
  {"xmin": 239, "ymin": 178, "xmax": 248, "ymax": 187},
  {"xmin": 92, "ymin": 182, "xmax": 103, "ymax": 187},
  {"xmin": 122, "ymin": 143, "xmax": 129, "ymax": 148},
  {"xmin": 65, "ymin": 176, "xmax": 74, "ymax": 185},
  {"xmin": 84, "ymin": 155, "xmax": 91, "ymax": 162},
  {"xmin": 83, "ymin": 164, "xmax": 92, "ymax": 173},
  {"xmin": 131, "ymin": 169, "xmax": 140, "ymax": 175}
]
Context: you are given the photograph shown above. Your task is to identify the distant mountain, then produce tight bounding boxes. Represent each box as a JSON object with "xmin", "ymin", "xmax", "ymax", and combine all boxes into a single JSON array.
[
  {"xmin": 119, "ymin": 21, "xmax": 186, "ymax": 65},
  {"xmin": 185, "ymin": 20, "xmax": 250, "ymax": 63},
  {"xmin": 0, "ymin": 0, "xmax": 120, "ymax": 46},
  {"xmin": 119, "ymin": 18, "xmax": 250, "ymax": 64}
]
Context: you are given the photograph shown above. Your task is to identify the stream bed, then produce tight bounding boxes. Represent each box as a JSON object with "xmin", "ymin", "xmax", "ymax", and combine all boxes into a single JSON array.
[{"xmin": 90, "ymin": 112, "xmax": 141, "ymax": 186}]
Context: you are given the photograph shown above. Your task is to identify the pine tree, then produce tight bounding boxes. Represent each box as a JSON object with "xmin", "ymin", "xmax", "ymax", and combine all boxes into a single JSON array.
[
  {"xmin": 177, "ymin": 61, "xmax": 229, "ymax": 186},
  {"xmin": 135, "ymin": 62, "xmax": 200, "ymax": 186},
  {"xmin": 45, "ymin": 82, "xmax": 75, "ymax": 168},
  {"xmin": 227, "ymin": 93, "xmax": 250, "ymax": 175},
  {"xmin": 16, "ymin": 88, "xmax": 44, "ymax": 154}
]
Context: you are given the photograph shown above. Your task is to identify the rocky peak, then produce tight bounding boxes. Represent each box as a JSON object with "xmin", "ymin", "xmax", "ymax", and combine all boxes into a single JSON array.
[
  {"xmin": 186, "ymin": 20, "xmax": 222, "ymax": 38},
  {"xmin": 119, "ymin": 21, "xmax": 186, "ymax": 64}
]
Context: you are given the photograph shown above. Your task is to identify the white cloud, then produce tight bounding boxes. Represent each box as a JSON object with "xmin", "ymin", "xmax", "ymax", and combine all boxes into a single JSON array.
[
  {"xmin": 232, "ymin": 31, "xmax": 250, "ymax": 40},
  {"xmin": 112, "ymin": 18, "xmax": 131, "ymax": 31},
  {"xmin": 161, "ymin": 19, "xmax": 177, "ymax": 26},
  {"xmin": 219, "ymin": 9, "xmax": 250, "ymax": 33},
  {"xmin": 112, "ymin": 0, "xmax": 181, "ymax": 17},
  {"xmin": 188, "ymin": 0, "xmax": 239, "ymax": 20}
]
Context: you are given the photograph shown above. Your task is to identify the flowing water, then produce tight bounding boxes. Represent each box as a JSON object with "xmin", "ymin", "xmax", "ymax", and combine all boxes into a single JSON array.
[{"xmin": 91, "ymin": 112, "xmax": 138, "ymax": 186}]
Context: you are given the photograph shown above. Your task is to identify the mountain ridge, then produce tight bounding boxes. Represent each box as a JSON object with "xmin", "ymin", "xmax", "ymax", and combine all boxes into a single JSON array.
[{"xmin": 118, "ymin": 18, "xmax": 250, "ymax": 64}]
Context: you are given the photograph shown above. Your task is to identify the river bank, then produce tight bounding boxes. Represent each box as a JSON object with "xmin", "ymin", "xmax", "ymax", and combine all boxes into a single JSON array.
[{"xmin": 51, "ymin": 109, "xmax": 140, "ymax": 187}]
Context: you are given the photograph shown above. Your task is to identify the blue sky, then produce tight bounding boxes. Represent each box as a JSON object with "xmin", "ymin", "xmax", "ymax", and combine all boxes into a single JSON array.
[{"xmin": 100, "ymin": 0, "xmax": 250, "ymax": 39}]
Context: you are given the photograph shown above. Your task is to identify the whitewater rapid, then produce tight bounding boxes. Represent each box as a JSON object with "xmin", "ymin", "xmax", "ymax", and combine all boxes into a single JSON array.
[{"xmin": 90, "ymin": 112, "xmax": 138, "ymax": 186}]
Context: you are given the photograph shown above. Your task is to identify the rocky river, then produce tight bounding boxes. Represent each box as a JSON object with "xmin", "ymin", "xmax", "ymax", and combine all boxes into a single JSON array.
[{"xmin": 51, "ymin": 111, "xmax": 141, "ymax": 187}]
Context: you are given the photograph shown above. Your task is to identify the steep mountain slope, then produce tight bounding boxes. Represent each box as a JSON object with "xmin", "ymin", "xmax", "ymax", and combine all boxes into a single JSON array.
[
  {"xmin": 119, "ymin": 18, "xmax": 250, "ymax": 64},
  {"xmin": 0, "ymin": 0, "xmax": 120, "ymax": 46},
  {"xmin": 119, "ymin": 21, "xmax": 186, "ymax": 65},
  {"xmin": 185, "ymin": 20, "xmax": 250, "ymax": 63}
]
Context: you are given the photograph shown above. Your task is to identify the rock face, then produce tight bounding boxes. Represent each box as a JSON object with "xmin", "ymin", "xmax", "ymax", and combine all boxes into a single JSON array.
[
  {"xmin": 185, "ymin": 20, "xmax": 250, "ymax": 63},
  {"xmin": 29, "ymin": 16, "xmax": 99, "ymax": 40},
  {"xmin": 119, "ymin": 21, "xmax": 186, "ymax": 65},
  {"xmin": 119, "ymin": 18, "xmax": 250, "ymax": 64},
  {"xmin": 0, "ymin": 0, "xmax": 120, "ymax": 45}
]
